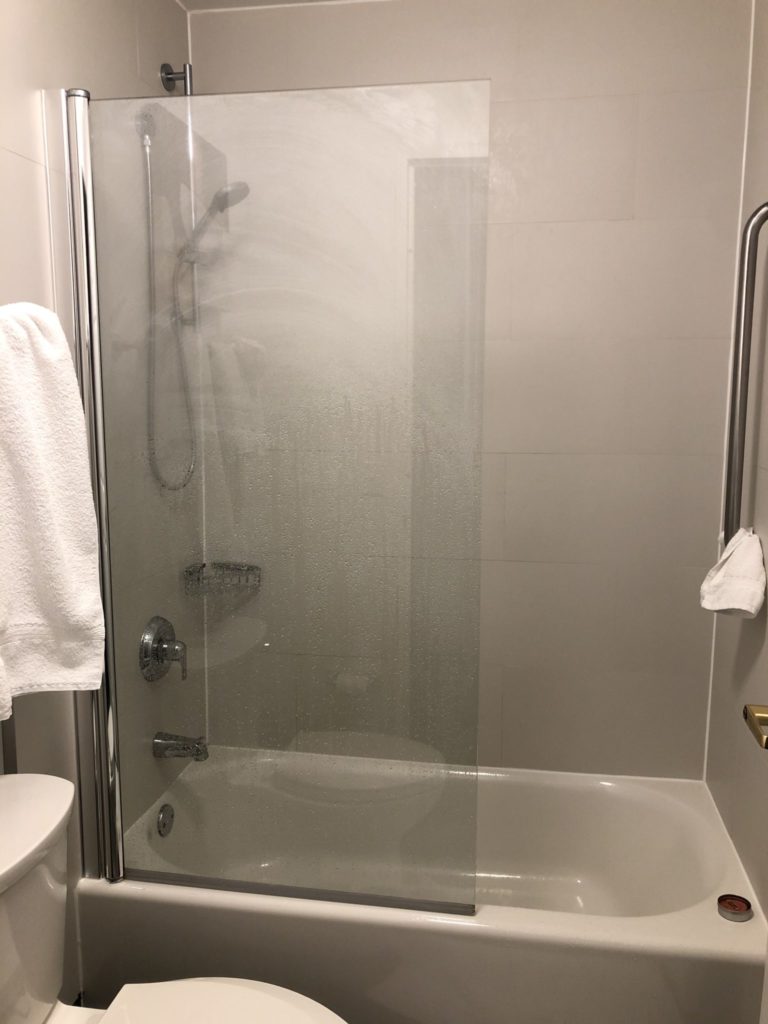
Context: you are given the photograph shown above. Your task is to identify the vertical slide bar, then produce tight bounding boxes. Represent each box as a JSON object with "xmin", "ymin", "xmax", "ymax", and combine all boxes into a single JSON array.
[
  {"xmin": 724, "ymin": 201, "xmax": 768, "ymax": 545},
  {"xmin": 65, "ymin": 89, "xmax": 124, "ymax": 881}
]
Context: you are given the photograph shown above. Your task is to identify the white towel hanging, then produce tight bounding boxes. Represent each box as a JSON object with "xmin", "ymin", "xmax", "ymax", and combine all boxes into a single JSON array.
[
  {"xmin": 700, "ymin": 527, "xmax": 766, "ymax": 618},
  {"xmin": 0, "ymin": 303, "xmax": 104, "ymax": 720}
]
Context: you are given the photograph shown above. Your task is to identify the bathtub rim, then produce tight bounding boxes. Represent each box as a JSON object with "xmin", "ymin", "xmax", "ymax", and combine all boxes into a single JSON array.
[
  {"xmin": 90, "ymin": 758, "xmax": 768, "ymax": 967},
  {"xmin": 77, "ymin": 873, "xmax": 766, "ymax": 967}
]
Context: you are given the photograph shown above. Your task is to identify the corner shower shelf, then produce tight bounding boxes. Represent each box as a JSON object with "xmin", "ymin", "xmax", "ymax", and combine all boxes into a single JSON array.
[{"xmin": 183, "ymin": 561, "xmax": 262, "ymax": 597}]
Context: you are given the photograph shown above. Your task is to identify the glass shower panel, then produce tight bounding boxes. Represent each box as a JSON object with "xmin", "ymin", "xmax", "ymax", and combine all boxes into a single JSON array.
[
  {"xmin": 89, "ymin": 100, "xmax": 211, "ymax": 833},
  {"xmin": 90, "ymin": 81, "xmax": 489, "ymax": 911}
]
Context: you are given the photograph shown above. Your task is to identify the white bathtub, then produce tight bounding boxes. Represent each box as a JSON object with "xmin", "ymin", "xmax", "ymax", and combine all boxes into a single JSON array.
[
  {"xmin": 78, "ymin": 751, "xmax": 767, "ymax": 1024},
  {"xmin": 122, "ymin": 741, "xmax": 477, "ymax": 906}
]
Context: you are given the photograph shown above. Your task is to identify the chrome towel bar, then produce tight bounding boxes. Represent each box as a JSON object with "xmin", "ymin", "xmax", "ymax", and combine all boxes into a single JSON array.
[{"xmin": 724, "ymin": 202, "xmax": 768, "ymax": 545}]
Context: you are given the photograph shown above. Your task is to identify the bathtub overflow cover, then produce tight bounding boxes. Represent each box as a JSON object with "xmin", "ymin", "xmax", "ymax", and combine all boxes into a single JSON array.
[
  {"xmin": 157, "ymin": 803, "xmax": 175, "ymax": 838},
  {"xmin": 717, "ymin": 894, "xmax": 753, "ymax": 922}
]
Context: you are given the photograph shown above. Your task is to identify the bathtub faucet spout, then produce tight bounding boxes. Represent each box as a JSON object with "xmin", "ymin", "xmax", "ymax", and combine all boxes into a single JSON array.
[{"xmin": 153, "ymin": 731, "xmax": 209, "ymax": 761}]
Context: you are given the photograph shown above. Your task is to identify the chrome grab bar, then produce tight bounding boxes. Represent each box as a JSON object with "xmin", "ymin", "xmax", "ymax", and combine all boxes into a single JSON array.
[{"xmin": 724, "ymin": 202, "xmax": 768, "ymax": 545}]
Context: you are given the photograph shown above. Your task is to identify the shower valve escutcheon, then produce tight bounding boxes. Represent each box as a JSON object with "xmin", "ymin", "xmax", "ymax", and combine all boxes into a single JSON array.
[{"xmin": 139, "ymin": 615, "xmax": 187, "ymax": 681}]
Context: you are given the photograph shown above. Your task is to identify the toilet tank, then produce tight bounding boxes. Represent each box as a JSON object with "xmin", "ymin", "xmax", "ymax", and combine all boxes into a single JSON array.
[{"xmin": 0, "ymin": 774, "xmax": 75, "ymax": 1024}]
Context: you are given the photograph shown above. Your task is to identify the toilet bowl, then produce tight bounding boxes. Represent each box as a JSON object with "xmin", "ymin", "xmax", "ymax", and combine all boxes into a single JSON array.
[
  {"xmin": 46, "ymin": 977, "xmax": 347, "ymax": 1023},
  {"xmin": 0, "ymin": 774, "xmax": 347, "ymax": 1024}
]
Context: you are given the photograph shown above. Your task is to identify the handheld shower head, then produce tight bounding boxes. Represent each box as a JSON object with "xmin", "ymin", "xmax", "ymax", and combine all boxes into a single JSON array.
[
  {"xmin": 211, "ymin": 180, "xmax": 250, "ymax": 213},
  {"xmin": 181, "ymin": 180, "xmax": 251, "ymax": 261}
]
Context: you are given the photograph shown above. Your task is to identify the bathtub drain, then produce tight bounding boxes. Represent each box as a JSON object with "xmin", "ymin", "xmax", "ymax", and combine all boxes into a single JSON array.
[{"xmin": 157, "ymin": 803, "xmax": 175, "ymax": 838}]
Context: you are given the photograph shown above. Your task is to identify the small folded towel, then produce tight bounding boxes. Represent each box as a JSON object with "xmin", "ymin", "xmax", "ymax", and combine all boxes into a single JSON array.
[
  {"xmin": 0, "ymin": 303, "xmax": 105, "ymax": 721},
  {"xmin": 700, "ymin": 527, "xmax": 766, "ymax": 617}
]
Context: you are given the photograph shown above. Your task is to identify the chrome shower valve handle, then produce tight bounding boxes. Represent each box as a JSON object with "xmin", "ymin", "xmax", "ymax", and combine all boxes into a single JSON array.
[
  {"xmin": 158, "ymin": 637, "xmax": 187, "ymax": 680},
  {"xmin": 139, "ymin": 616, "xmax": 187, "ymax": 681}
]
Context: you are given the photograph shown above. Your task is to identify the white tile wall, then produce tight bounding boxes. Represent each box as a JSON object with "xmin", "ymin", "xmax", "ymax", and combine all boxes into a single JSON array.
[
  {"xmin": 2, "ymin": 2, "xmax": 192, "ymax": 794},
  {"xmin": 0, "ymin": 0, "xmax": 188, "ymax": 308},
  {"xmin": 0, "ymin": 0, "xmax": 761, "ymax": 915},
  {"xmin": 489, "ymin": 96, "xmax": 637, "ymax": 224},
  {"xmin": 0, "ymin": 0, "xmax": 189, "ymax": 998},
  {"xmin": 189, "ymin": 0, "xmax": 750, "ymax": 778},
  {"xmin": 707, "ymin": 0, "xmax": 768, "ymax": 914},
  {"xmin": 191, "ymin": 0, "xmax": 749, "ymax": 778},
  {"xmin": 2, "ymin": 7, "xmax": 189, "ymax": 779},
  {"xmin": 635, "ymin": 90, "xmax": 747, "ymax": 220},
  {"xmin": 509, "ymin": 0, "xmax": 748, "ymax": 99},
  {"xmin": 0, "ymin": 147, "xmax": 53, "ymax": 307},
  {"xmin": 485, "ymin": 220, "xmax": 735, "ymax": 341}
]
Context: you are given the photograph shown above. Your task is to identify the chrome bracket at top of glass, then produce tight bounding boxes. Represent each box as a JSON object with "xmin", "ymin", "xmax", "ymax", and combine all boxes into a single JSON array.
[{"xmin": 160, "ymin": 62, "xmax": 193, "ymax": 96}]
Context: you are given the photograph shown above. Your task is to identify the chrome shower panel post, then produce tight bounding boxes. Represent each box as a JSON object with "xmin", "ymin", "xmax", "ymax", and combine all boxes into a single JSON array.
[
  {"xmin": 65, "ymin": 88, "xmax": 125, "ymax": 883},
  {"xmin": 723, "ymin": 201, "xmax": 768, "ymax": 545}
]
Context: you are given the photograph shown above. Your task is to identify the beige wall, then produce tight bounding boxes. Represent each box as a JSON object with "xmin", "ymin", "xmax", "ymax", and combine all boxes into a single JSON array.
[
  {"xmin": 2, "ymin": 0, "xmax": 188, "ymax": 782},
  {"xmin": 0, "ymin": 0, "xmax": 757, "ymax": 874},
  {"xmin": 190, "ymin": 0, "xmax": 750, "ymax": 777},
  {"xmin": 0, "ymin": 0, "xmax": 188, "ymax": 996},
  {"xmin": 0, "ymin": 0, "xmax": 188, "ymax": 309},
  {"xmin": 707, "ymin": 0, "xmax": 768, "ymax": 912}
]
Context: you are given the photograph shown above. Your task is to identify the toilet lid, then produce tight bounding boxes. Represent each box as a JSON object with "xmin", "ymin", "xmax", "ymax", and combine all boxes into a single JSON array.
[{"xmin": 99, "ymin": 977, "xmax": 347, "ymax": 1023}]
